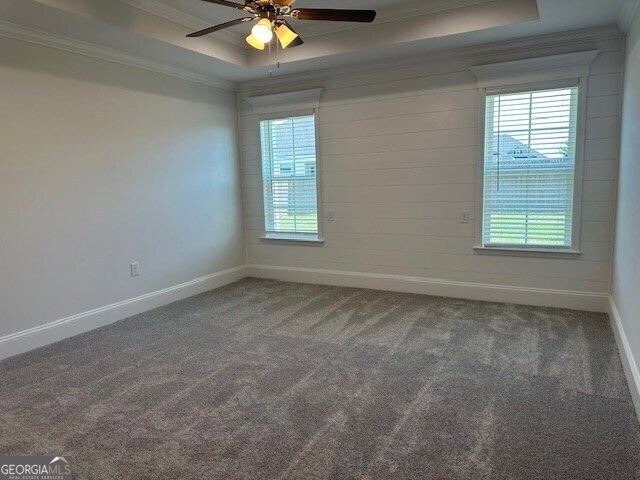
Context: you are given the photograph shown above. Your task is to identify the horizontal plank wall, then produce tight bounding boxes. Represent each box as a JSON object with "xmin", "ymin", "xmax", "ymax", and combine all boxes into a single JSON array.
[{"xmin": 237, "ymin": 27, "xmax": 622, "ymax": 311}]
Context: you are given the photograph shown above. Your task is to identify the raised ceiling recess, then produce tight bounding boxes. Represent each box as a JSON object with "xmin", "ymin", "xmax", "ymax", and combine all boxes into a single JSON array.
[{"xmin": 1, "ymin": 0, "xmax": 629, "ymax": 82}]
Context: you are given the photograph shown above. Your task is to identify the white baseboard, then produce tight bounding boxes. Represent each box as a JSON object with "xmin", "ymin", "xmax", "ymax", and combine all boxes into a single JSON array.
[
  {"xmin": 608, "ymin": 297, "xmax": 640, "ymax": 422},
  {"xmin": 0, "ymin": 265, "xmax": 247, "ymax": 361},
  {"xmin": 246, "ymin": 264, "xmax": 609, "ymax": 313}
]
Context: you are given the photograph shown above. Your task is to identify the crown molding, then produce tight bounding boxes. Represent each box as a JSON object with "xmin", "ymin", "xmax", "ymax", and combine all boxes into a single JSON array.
[
  {"xmin": 0, "ymin": 21, "xmax": 235, "ymax": 91},
  {"xmin": 116, "ymin": 0, "xmax": 247, "ymax": 47},
  {"xmin": 619, "ymin": 0, "xmax": 640, "ymax": 34},
  {"xmin": 237, "ymin": 24, "xmax": 622, "ymax": 92}
]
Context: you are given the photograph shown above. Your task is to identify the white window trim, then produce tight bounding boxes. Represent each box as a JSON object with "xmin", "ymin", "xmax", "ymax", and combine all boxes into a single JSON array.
[
  {"xmin": 470, "ymin": 52, "xmax": 598, "ymax": 257},
  {"xmin": 246, "ymin": 89, "xmax": 324, "ymax": 244}
]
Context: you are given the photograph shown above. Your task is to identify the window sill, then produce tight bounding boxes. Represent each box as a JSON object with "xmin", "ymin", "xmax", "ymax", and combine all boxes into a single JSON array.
[
  {"xmin": 474, "ymin": 246, "xmax": 581, "ymax": 259},
  {"xmin": 260, "ymin": 234, "xmax": 324, "ymax": 245}
]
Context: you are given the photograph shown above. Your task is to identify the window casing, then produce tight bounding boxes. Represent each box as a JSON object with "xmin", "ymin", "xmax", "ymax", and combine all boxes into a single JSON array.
[
  {"xmin": 470, "ymin": 52, "xmax": 598, "ymax": 256},
  {"xmin": 246, "ymin": 89, "xmax": 323, "ymax": 244},
  {"xmin": 482, "ymin": 85, "xmax": 579, "ymax": 249}
]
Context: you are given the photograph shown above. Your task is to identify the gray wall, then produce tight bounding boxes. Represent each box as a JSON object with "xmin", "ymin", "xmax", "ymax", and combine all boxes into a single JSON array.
[
  {"xmin": 0, "ymin": 36, "xmax": 245, "ymax": 338},
  {"xmin": 612, "ymin": 9, "xmax": 640, "ymax": 386}
]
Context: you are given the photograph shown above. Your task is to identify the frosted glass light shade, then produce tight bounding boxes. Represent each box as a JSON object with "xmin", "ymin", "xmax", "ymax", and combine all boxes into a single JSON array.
[
  {"xmin": 246, "ymin": 33, "xmax": 265, "ymax": 50},
  {"xmin": 251, "ymin": 19, "xmax": 273, "ymax": 43},
  {"xmin": 275, "ymin": 23, "xmax": 298, "ymax": 48}
]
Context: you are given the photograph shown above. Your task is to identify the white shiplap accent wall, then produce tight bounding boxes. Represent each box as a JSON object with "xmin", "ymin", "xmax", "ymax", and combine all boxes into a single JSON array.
[{"xmin": 238, "ymin": 30, "xmax": 622, "ymax": 307}]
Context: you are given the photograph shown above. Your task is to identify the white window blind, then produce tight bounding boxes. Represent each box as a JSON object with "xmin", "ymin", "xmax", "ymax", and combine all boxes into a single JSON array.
[
  {"xmin": 260, "ymin": 115, "xmax": 319, "ymax": 235},
  {"xmin": 482, "ymin": 86, "xmax": 578, "ymax": 248}
]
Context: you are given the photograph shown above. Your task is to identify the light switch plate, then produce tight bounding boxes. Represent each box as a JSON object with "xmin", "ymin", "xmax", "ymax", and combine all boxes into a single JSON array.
[{"xmin": 130, "ymin": 262, "xmax": 140, "ymax": 277}]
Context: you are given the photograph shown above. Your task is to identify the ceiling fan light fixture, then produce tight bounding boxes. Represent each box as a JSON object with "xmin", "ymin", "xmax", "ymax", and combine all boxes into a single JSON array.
[
  {"xmin": 251, "ymin": 18, "xmax": 273, "ymax": 43},
  {"xmin": 187, "ymin": 1, "xmax": 378, "ymax": 53},
  {"xmin": 245, "ymin": 33, "xmax": 265, "ymax": 50},
  {"xmin": 275, "ymin": 22, "xmax": 299, "ymax": 48}
]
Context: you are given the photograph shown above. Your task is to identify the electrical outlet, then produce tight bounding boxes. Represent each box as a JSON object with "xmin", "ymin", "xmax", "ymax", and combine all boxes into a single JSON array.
[
  {"xmin": 130, "ymin": 262, "xmax": 140, "ymax": 277},
  {"xmin": 460, "ymin": 210, "xmax": 470, "ymax": 224},
  {"xmin": 327, "ymin": 210, "xmax": 335, "ymax": 222}
]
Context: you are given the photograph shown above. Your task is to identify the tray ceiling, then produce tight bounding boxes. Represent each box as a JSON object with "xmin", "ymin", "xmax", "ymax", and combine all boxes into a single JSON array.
[{"xmin": 0, "ymin": 0, "xmax": 629, "ymax": 82}]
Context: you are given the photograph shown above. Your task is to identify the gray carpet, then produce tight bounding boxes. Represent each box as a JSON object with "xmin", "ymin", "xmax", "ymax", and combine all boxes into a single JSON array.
[{"xmin": 1, "ymin": 278, "xmax": 639, "ymax": 479}]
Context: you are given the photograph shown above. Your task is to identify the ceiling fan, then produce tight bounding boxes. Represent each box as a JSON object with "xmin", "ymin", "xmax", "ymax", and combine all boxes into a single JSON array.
[{"xmin": 186, "ymin": 0, "xmax": 377, "ymax": 50}]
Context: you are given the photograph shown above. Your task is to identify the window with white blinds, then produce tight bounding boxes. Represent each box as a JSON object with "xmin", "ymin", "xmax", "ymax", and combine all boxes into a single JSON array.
[
  {"xmin": 260, "ymin": 114, "xmax": 319, "ymax": 236},
  {"xmin": 482, "ymin": 86, "xmax": 579, "ymax": 249}
]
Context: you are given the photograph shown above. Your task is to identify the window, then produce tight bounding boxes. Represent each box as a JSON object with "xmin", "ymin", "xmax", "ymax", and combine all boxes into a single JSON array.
[
  {"xmin": 481, "ymin": 85, "xmax": 579, "ymax": 250},
  {"xmin": 260, "ymin": 114, "xmax": 319, "ymax": 238},
  {"xmin": 470, "ymin": 51, "xmax": 597, "ymax": 256}
]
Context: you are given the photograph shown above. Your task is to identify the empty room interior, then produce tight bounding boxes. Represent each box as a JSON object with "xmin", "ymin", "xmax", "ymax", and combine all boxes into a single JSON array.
[{"xmin": 2, "ymin": 0, "xmax": 640, "ymax": 478}]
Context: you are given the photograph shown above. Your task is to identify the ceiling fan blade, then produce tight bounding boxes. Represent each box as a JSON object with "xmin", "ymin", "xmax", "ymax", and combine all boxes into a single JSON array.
[
  {"xmin": 290, "ymin": 8, "xmax": 376, "ymax": 22},
  {"xmin": 186, "ymin": 17, "xmax": 254, "ymax": 37},
  {"xmin": 199, "ymin": 0, "xmax": 255, "ymax": 12}
]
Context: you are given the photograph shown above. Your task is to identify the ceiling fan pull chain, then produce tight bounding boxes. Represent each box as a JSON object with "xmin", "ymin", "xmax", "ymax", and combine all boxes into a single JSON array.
[{"xmin": 267, "ymin": 34, "xmax": 272, "ymax": 69}]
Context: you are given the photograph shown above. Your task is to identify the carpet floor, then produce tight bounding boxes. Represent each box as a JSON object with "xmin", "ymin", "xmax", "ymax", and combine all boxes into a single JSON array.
[{"xmin": 1, "ymin": 278, "xmax": 639, "ymax": 479}]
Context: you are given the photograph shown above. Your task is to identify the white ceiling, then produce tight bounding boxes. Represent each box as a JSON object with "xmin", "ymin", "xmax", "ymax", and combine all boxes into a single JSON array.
[{"xmin": 0, "ymin": 0, "xmax": 631, "ymax": 83}]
